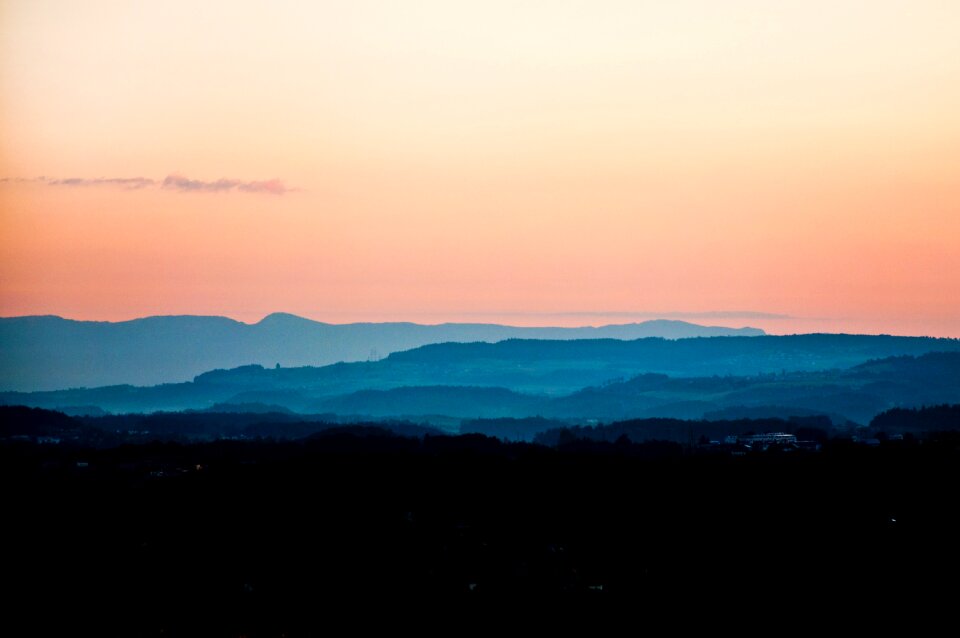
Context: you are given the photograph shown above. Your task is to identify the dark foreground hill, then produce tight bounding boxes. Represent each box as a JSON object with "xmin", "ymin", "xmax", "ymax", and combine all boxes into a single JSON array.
[
  {"xmin": 0, "ymin": 314, "xmax": 763, "ymax": 391},
  {"xmin": 2, "ymin": 429, "xmax": 957, "ymax": 629}
]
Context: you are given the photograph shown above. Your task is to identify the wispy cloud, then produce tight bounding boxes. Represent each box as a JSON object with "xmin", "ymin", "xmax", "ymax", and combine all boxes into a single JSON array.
[
  {"xmin": 1, "ymin": 174, "xmax": 293, "ymax": 195},
  {"xmin": 0, "ymin": 177, "xmax": 41, "ymax": 184},
  {"xmin": 161, "ymin": 174, "xmax": 291, "ymax": 195},
  {"xmin": 48, "ymin": 177, "xmax": 155, "ymax": 189}
]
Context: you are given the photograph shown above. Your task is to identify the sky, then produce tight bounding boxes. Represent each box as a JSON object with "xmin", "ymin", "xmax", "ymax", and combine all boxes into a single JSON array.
[{"xmin": 1, "ymin": 1, "xmax": 959, "ymax": 336}]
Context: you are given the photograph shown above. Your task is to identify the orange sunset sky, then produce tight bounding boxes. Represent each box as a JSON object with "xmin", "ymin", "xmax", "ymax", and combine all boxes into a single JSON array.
[{"xmin": 1, "ymin": 1, "xmax": 958, "ymax": 336}]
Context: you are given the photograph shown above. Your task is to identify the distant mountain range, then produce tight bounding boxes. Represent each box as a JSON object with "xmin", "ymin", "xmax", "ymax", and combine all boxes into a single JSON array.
[{"xmin": 0, "ymin": 313, "xmax": 763, "ymax": 391}]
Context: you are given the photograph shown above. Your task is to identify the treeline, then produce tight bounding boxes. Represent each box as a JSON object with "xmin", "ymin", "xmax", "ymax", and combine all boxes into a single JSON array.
[
  {"xmin": 459, "ymin": 416, "xmax": 572, "ymax": 442},
  {"xmin": 4, "ymin": 404, "xmax": 960, "ymax": 449},
  {"xmin": 0, "ymin": 405, "xmax": 442, "ymax": 446},
  {"xmin": 534, "ymin": 416, "xmax": 833, "ymax": 447},
  {"xmin": 868, "ymin": 404, "xmax": 960, "ymax": 433}
]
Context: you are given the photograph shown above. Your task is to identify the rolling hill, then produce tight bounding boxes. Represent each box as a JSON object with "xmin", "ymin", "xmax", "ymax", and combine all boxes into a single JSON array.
[{"xmin": 3, "ymin": 347, "xmax": 958, "ymax": 426}]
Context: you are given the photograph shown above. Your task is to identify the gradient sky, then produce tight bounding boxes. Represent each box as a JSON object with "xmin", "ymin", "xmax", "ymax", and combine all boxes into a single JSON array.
[{"xmin": 2, "ymin": 1, "xmax": 959, "ymax": 336}]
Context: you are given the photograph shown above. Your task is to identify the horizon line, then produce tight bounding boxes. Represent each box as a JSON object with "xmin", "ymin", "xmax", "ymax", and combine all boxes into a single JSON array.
[{"xmin": 3, "ymin": 312, "xmax": 958, "ymax": 340}]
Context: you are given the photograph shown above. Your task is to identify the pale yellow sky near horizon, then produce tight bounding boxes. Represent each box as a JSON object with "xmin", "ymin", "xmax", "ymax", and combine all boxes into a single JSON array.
[{"xmin": 1, "ymin": 1, "xmax": 959, "ymax": 336}]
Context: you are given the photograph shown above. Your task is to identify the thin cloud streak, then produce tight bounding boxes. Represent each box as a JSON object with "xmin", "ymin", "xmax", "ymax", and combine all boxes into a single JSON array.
[
  {"xmin": 1, "ymin": 174, "xmax": 293, "ymax": 195},
  {"xmin": 48, "ymin": 177, "xmax": 155, "ymax": 189},
  {"xmin": 161, "ymin": 174, "xmax": 290, "ymax": 195},
  {"xmin": 0, "ymin": 177, "xmax": 43, "ymax": 183},
  {"xmin": 552, "ymin": 310, "xmax": 797, "ymax": 320},
  {"xmin": 449, "ymin": 310, "xmax": 798, "ymax": 321}
]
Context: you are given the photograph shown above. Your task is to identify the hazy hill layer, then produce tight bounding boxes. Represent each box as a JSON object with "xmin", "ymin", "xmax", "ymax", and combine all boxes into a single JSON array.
[
  {"xmin": 3, "ymin": 348, "xmax": 959, "ymax": 426},
  {"xmin": 0, "ymin": 314, "xmax": 762, "ymax": 391}
]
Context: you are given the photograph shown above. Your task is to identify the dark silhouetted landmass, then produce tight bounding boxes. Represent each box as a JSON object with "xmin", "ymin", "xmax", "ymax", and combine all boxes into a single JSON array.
[
  {"xmin": 534, "ymin": 416, "xmax": 834, "ymax": 447},
  {"xmin": 459, "ymin": 416, "xmax": 573, "ymax": 442},
  {"xmin": 3, "ymin": 423, "xmax": 958, "ymax": 631},
  {"xmin": 0, "ymin": 404, "xmax": 80, "ymax": 437},
  {"xmin": 869, "ymin": 404, "xmax": 960, "ymax": 434},
  {"xmin": 6, "ymin": 397, "xmax": 960, "ymax": 451}
]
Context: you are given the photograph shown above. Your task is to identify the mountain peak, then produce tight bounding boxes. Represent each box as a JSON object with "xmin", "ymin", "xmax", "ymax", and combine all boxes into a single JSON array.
[{"xmin": 256, "ymin": 312, "xmax": 315, "ymax": 325}]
